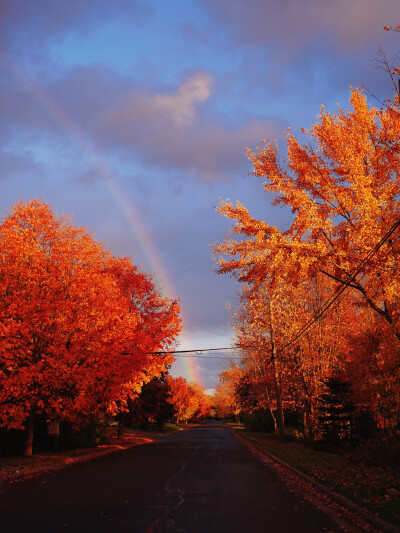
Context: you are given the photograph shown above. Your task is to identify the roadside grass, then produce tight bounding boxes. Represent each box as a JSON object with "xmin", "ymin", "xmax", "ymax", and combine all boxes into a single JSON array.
[
  {"xmin": 0, "ymin": 424, "xmax": 184, "ymax": 488},
  {"xmin": 159, "ymin": 422, "xmax": 184, "ymax": 433},
  {"xmin": 124, "ymin": 423, "xmax": 184, "ymax": 435},
  {"xmin": 228, "ymin": 423, "xmax": 400, "ymax": 528}
]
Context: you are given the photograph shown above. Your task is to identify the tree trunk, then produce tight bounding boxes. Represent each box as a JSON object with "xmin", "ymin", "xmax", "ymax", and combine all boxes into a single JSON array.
[
  {"xmin": 269, "ymin": 300, "xmax": 285, "ymax": 437},
  {"xmin": 24, "ymin": 411, "xmax": 35, "ymax": 457},
  {"xmin": 303, "ymin": 401, "xmax": 313, "ymax": 440},
  {"xmin": 271, "ymin": 357, "xmax": 285, "ymax": 436},
  {"xmin": 264, "ymin": 381, "xmax": 278, "ymax": 431}
]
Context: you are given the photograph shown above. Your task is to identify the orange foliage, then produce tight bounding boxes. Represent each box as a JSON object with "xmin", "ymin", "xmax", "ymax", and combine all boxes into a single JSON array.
[
  {"xmin": 343, "ymin": 307, "xmax": 400, "ymax": 429},
  {"xmin": 231, "ymin": 277, "xmax": 354, "ymax": 435},
  {"xmin": 214, "ymin": 89, "xmax": 400, "ymax": 343},
  {"xmin": 214, "ymin": 365, "xmax": 244, "ymax": 419},
  {"xmin": 0, "ymin": 200, "xmax": 181, "ymax": 437},
  {"xmin": 166, "ymin": 376, "xmax": 210, "ymax": 423},
  {"xmin": 213, "ymin": 88, "xmax": 400, "ymax": 436}
]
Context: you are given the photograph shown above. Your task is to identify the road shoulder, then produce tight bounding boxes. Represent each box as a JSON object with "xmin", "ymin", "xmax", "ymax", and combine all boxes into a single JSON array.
[{"xmin": 230, "ymin": 426, "xmax": 400, "ymax": 533}]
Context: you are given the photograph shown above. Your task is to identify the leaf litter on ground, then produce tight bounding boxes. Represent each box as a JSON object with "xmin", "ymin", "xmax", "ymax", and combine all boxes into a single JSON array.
[{"xmin": 229, "ymin": 424, "xmax": 400, "ymax": 529}]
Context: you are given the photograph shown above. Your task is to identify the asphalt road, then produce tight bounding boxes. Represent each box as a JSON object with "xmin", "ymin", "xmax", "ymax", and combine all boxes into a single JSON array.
[{"xmin": 0, "ymin": 421, "xmax": 362, "ymax": 532}]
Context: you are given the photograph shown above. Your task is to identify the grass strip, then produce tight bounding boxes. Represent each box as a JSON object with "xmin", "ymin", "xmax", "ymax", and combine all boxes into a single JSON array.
[{"xmin": 228, "ymin": 423, "xmax": 400, "ymax": 528}]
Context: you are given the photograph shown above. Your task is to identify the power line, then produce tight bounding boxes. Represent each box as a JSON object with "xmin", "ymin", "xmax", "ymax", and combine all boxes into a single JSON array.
[
  {"xmin": 148, "ymin": 345, "xmax": 254, "ymax": 357},
  {"xmin": 148, "ymin": 346, "xmax": 239, "ymax": 355},
  {"xmin": 276, "ymin": 215, "xmax": 400, "ymax": 355},
  {"xmin": 173, "ymin": 354, "xmax": 243, "ymax": 359},
  {"xmin": 146, "ymin": 217, "xmax": 400, "ymax": 362}
]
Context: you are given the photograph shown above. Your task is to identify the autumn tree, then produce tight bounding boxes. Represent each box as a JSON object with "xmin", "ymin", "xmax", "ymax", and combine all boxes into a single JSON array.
[
  {"xmin": 213, "ymin": 88, "xmax": 400, "ymax": 368},
  {"xmin": 0, "ymin": 200, "xmax": 181, "ymax": 455},
  {"xmin": 189, "ymin": 382, "xmax": 212, "ymax": 422},
  {"xmin": 105, "ymin": 256, "xmax": 181, "ymax": 414},
  {"xmin": 231, "ymin": 274, "xmax": 350, "ymax": 437},
  {"xmin": 166, "ymin": 376, "xmax": 210, "ymax": 424},
  {"xmin": 214, "ymin": 365, "xmax": 244, "ymax": 420},
  {"xmin": 124, "ymin": 373, "xmax": 174, "ymax": 430},
  {"xmin": 343, "ymin": 306, "xmax": 400, "ymax": 433},
  {"xmin": 213, "ymin": 88, "xmax": 400, "ymax": 441}
]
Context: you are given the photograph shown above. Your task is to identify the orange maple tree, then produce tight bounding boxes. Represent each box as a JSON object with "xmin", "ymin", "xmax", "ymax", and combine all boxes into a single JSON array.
[
  {"xmin": 105, "ymin": 256, "xmax": 181, "ymax": 413},
  {"xmin": 214, "ymin": 365, "xmax": 244, "ymax": 421},
  {"xmin": 213, "ymin": 88, "xmax": 400, "ymax": 437},
  {"xmin": 231, "ymin": 275, "xmax": 351, "ymax": 436},
  {"xmin": 0, "ymin": 200, "xmax": 181, "ymax": 455},
  {"xmin": 343, "ymin": 306, "xmax": 400, "ymax": 430},
  {"xmin": 214, "ymin": 88, "xmax": 400, "ymax": 355},
  {"xmin": 166, "ymin": 376, "xmax": 210, "ymax": 423}
]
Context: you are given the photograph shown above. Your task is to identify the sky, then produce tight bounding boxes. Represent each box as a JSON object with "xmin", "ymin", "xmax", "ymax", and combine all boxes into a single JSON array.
[{"xmin": 1, "ymin": 0, "xmax": 399, "ymax": 393}]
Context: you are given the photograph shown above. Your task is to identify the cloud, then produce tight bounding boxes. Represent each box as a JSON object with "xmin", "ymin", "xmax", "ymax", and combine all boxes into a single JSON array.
[
  {"xmin": 201, "ymin": 0, "xmax": 400, "ymax": 53},
  {"xmin": 0, "ymin": 150, "xmax": 44, "ymax": 178},
  {"xmin": 0, "ymin": 61, "xmax": 284, "ymax": 182},
  {"xmin": 152, "ymin": 72, "xmax": 214, "ymax": 129},
  {"xmin": 97, "ymin": 71, "xmax": 285, "ymax": 180},
  {"xmin": 0, "ymin": 0, "xmax": 150, "ymax": 54},
  {"xmin": 108, "ymin": 71, "xmax": 214, "ymax": 131}
]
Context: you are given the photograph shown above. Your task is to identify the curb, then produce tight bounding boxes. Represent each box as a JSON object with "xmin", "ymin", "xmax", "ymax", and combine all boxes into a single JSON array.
[{"xmin": 231, "ymin": 429, "xmax": 400, "ymax": 533}]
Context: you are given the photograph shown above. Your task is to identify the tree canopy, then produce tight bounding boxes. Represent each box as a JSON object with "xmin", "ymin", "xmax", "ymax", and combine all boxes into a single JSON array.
[
  {"xmin": 214, "ymin": 89, "xmax": 400, "ymax": 343},
  {"xmin": 0, "ymin": 200, "xmax": 181, "ymax": 454},
  {"xmin": 213, "ymin": 88, "xmax": 400, "ymax": 438}
]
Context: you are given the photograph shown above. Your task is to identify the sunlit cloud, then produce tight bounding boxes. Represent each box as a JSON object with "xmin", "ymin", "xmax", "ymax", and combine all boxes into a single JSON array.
[
  {"xmin": 98, "ymin": 71, "xmax": 285, "ymax": 180},
  {"xmin": 152, "ymin": 72, "xmax": 214, "ymax": 129}
]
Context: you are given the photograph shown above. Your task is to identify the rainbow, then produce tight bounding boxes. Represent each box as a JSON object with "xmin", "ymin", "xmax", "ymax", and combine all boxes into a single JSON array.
[{"xmin": 0, "ymin": 52, "xmax": 202, "ymax": 385}]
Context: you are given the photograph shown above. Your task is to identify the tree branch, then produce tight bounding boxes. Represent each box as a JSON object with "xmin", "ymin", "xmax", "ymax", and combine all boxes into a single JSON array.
[{"xmin": 318, "ymin": 269, "xmax": 360, "ymax": 290}]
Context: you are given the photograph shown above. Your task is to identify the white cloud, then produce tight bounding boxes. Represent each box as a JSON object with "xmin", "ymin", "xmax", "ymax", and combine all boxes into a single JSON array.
[
  {"xmin": 152, "ymin": 72, "xmax": 213, "ymax": 129},
  {"xmin": 105, "ymin": 71, "xmax": 213, "ymax": 131},
  {"xmin": 98, "ymin": 71, "xmax": 285, "ymax": 180}
]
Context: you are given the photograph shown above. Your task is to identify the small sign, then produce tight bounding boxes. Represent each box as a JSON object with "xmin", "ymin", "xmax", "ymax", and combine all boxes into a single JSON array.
[{"xmin": 47, "ymin": 421, "xmax": 60, "ymax": 436}]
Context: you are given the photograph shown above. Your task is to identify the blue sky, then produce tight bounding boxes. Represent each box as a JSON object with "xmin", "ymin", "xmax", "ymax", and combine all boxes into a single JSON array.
[{"xmin": 1, "ymin": 0, "xmax": 399, "ymax": 391}]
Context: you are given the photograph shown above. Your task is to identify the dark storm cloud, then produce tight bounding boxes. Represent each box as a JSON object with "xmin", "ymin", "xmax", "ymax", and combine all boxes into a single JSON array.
[{"xmin": 195, "ymin": 0, "xmax": 400, "ymax": 110}]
